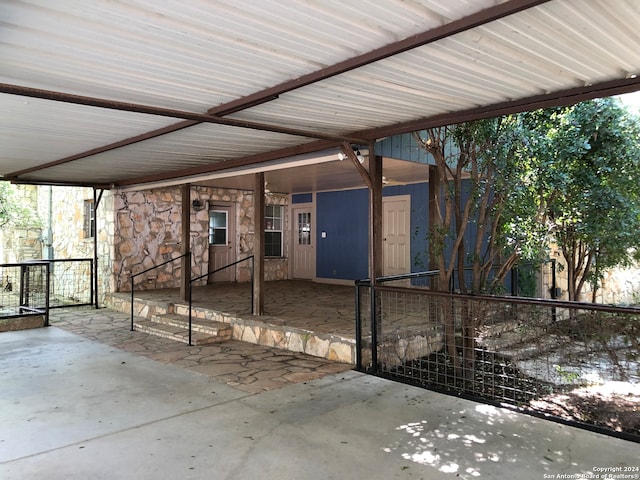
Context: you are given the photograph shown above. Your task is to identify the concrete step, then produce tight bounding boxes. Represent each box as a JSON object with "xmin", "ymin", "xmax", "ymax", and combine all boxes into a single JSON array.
[{"xmin": 134, "ymin": 314, "xmax": 232, "ymax": 345}]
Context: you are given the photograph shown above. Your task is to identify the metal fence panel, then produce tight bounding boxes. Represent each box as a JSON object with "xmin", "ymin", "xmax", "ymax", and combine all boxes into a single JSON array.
[
  {"xmin": 1, "ymin": 259, "xmax": 93, "ymax": 323},
  {"xmin": 48, "ymin": 259, "xmax": 94, "ymax": 308},
  {"xmin": 357, "ymin": 284, "xmax": 640, "ymax": 439},
  {"xmin": 0, "ymin": 262, "xmax": 49, "ymax": 321}
]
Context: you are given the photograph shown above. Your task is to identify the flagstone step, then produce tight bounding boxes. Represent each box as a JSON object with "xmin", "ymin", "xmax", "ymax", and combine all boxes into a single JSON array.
[
  {"xmin": 108, "ymin": 292, "xmax": 356, "ymax": 363},
  {"xmin": 134, "ymin": 314, "xmax": 232, "ymax": 345}
]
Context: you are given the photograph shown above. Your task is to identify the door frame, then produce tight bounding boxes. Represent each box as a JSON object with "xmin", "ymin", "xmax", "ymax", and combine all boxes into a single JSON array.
[
  {"xmin": 382, "ymin": 194, "xmax": 411, "ymax": 277},
  {"xmin": 207, "ymin": 202, "xmax": 237, "ymax": 283},
  {"xmin": 289, "ymin": 200, "xmax": 316, "ymax": 280}
]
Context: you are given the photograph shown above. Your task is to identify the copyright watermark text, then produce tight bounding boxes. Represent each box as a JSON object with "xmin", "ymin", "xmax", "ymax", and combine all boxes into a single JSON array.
[{"xmin": 543, "ymin": 467, "xmax": 640, "ymax": 479}]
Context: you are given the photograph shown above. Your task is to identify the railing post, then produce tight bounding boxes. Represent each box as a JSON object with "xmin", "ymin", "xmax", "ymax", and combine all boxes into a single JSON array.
[
  {"xmin": 90, "ymin": 258, "xmax": 96, "ymax": 309},
  {"xmin": 354, "ymin": 282, "xmax": 362, "ymax": 371},
  {"xmin": 250, "ymin": 256, "xmax": 255, "ymax": 315},
  {"xmin": 44, "ymin": 262, "xmax": 50, "ymax": 327},
  {"xmin": 370, "ymin": 282, "xmax": 378, "ymax": 374},
  {"xmin": 187, "ymin": 280, "xmax": 193, "ymax": 346},
  {"xmin": 130, "ymin": 274, "xmax": 135, "ymax": 331}
]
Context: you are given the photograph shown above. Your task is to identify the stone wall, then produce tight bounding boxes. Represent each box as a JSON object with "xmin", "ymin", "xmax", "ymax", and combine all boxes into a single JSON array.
[
  {"xmin": 42, "ymin": 186, "xmax": 95, "ymax": 258},
  {"xmin": 0, "ymin": 185, "xmax": 41, "ymax": 263},
  {"xmin": 599, "ymin": 264, "xmax": 640, "ymax": 305},
  {"xmin": 541, "ymin": 247, "xmax": 640, "ymax": 305},
  {"xmin": 41, "ymin": 186, "xmax": 113, "ymax": 305},
  {"xmin": 113, "ymin": 187, "xmax": 184, "ymax": 291},
  {"xmin": 0, "ymin": 185, "xmax": 113, "ymax": 306},
  {"xmin": 112, "ymin": 185, "xmax": 290, "ymax": 292},
  {"xmin": 0, "ymin": 227, "xmax": 42, "ymax": 263},
  {"xmin": 0, "ymin": 315, "xmax": 46, "ymax": 332}
]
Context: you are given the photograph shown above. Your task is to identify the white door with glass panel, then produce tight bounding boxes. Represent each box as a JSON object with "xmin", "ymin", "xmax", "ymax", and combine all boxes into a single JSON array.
[
  {"xmin": 292, "ymin": 207, "xmax": 314, "ymax": 279},
  {"xmin": 208, "ymin": 205, "xmax": 236, "ymax": 283}
]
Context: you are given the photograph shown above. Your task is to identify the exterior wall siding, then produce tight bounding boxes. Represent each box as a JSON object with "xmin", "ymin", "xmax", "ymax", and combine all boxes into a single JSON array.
[
  {"xmin": 376, "ymin": 133, "xmax": 433, "ymax": 164},
  {"xmin": 316, "ymin": 189, "xmax": 369, "ymax": 281},
  {"xmin": 113, "ymin": 186, "xmax": 289, "ymax": 292},
  {"xmin": 315, "ymin": 182, "xmax": 430, "ymax": 282}
]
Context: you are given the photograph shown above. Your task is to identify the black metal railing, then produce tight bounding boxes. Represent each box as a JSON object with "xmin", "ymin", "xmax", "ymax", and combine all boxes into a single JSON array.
[
  {"xmin": 187, "ymin": 256, "xmax": 254, "ymax": 345},
  {"xmin": 355, "ymin": 270, "xmax": 439, "ymax": 370},
  {"xmin": 0, "ymin": 261, "xmax": 50, "ymax": 326},
  {"xmin": 130, "ymin": 253, "xmax": 190, "ymax": 331},
  {"xmin": 356, "ymin": 279, "xmax": 640, "ymax": 441}
]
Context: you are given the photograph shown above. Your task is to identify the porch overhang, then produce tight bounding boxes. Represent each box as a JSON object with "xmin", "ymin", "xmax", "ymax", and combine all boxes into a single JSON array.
[{"xmin": 1, "ymin": 0, "xmax": 639, "ymax": 189}]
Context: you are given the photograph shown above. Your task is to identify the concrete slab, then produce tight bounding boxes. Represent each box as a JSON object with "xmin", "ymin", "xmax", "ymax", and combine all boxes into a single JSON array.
[
  {"xmin": 0, "ymin": 328, "xmax": 248, "ymax": 463},
  {"xmin": 1, "ymin": 327, "xmax": 638, "ymax": 480}
]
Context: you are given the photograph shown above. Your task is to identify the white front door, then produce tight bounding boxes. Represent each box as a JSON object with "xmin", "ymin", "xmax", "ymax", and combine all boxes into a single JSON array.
[
  {"xmin": 292, "ymin": 206, "xmax": 314, "ymax": 279},
  {"xmin": 383, "ymin": 195, "xmax": 410, "ymax": 277},
  {"xmin": 208, "ymin": 204, "xmax": 236, "ymax": 283}
]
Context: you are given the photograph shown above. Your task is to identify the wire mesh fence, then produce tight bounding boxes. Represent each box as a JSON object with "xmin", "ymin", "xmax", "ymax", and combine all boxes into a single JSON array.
[
  {"xmin": 0, "ymin": 261, "xmax": 49, "ymax": 319},
  {"xmin": 1, "ymin": 259, "xmax": 93, "ymax": 322},
  {"xmin": 357, "ymin": 283, "xmax": 640, "ymax": 438},
  {"xmin": 48, "ymin": 258, "xmax": 94, "ymax": 308}
]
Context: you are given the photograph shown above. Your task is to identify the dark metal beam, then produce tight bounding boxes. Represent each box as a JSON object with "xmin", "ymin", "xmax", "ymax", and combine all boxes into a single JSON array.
[
  {"xmin": 5, "ymin": 120, "xmax": 198, "ymax": 180},
  {"xmin": 115, "ymin": 76, "xmax": 640, "ymax": 188},
  {"xmin": 356, "ymin": 76, "xmax": 640, "ymax": 140},
  {"xmin": 209, "ymin": 0, "xmax": 550, "ymax": 116},
  {"xmin": 341, "ymin": 142, "xmax": 372, "ymax": 190},
  {"xmin": 7, "ymin": 178, "xmax": 114, "ymax": 189},
  {"xmin": 116, "ymin": 139, "xmax": 338, "ymax": 187},
  {"xmin": 0, "ymin": 83, "xmax": 367, "ymax": 177},
  {"xmin": 369, "ymin": 147, "xmax": 383, "ymax": 282},
  {"xmin": 0, "ymin": 0, "xmax": 549, "ymax": 183}
]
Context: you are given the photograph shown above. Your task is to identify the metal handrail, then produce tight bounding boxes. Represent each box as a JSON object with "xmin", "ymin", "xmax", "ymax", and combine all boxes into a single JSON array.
[
  {"xmin": 187, "ymin": 255, "xmax": 254, "ymax": 345},
  {"xmin": 355, "ymin": 270, "xmax": 440, "ymax": 286},
  {"xmin": 130, "ymin": 253, "xmax": 190, "ymax": 331}
]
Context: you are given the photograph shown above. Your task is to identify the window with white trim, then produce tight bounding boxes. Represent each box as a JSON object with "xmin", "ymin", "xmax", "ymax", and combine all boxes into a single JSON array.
[
  {"xmin": 209, "ymin": 210, "xmax": 228, "ymax": 245},
  {"xmin": 265, "ymin": 205, "xmax": 283, "ymax": 257}
]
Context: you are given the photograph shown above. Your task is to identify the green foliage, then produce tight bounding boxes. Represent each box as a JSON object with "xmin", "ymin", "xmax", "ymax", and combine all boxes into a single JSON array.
[
  {"xmin": 415, "ymin": 115, "xmax": 549, "ymax": 294},
  {"xmin": 416, "ymin": 96, "xmax": 640, "ymax": 302},
  {"xmin": 525, "ymin": 98, "xmax": 640, "ymax": 300},
  {"xmin": 0, "ymin": 181, "xmax": 40, "ymax": 228}
]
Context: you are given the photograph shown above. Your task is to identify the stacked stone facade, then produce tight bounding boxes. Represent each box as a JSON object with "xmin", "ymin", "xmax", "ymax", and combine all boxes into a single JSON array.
[
  {"xmin": 540, "ymin": 247, "xmax": 640, "ymax": 304},
  {"xmin": 0, "ymin": 185, "xmax": 113, "ymax": 305},
  {"xmin": 113, "ymin": 185, "xmax": 289, "ymax": 292}
]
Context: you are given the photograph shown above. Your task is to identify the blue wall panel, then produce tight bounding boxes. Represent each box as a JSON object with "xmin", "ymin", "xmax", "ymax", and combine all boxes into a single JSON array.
[
  {"xmin": 316, "ymin": 189, "xmax": 369, "ymax": 280},
  {"xmin": 292, "ymin": 193, "xmax": 312, "ymax": 204},
  {"xmin": 315, "ymin": 182, "xmax": 431, "ymax": 281},
  {"xmin": 376, "ymin": 133, "xmax": 434, "ymax": 164}
]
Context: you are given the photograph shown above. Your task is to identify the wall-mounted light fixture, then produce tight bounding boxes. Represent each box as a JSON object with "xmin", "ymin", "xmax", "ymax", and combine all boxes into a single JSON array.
[
  {"xmin": 192, "ymin": 199, "xmax": 205, "ymax": 211},
  {"xmin": 337, "ymin": 148, "xmax": 365, "ymax": 164}
]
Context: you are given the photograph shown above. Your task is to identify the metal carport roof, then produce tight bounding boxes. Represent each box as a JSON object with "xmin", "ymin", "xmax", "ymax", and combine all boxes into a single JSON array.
[{"xmin": 1, "ymin": 0, "xmax": 639, "ymax": 188}]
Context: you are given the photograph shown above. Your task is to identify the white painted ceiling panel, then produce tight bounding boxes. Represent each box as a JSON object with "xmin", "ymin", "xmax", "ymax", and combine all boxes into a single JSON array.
[
  {"xmin": 0, "ymin": 94, "xmax": 179, "ymax": 170},
  {"xmin": 19, "ymin": 123, "xmax": 313, "ymax": 184},
  {"xmin": 1, "ymin": 0, "xmax": 639, "ymax": 187}
]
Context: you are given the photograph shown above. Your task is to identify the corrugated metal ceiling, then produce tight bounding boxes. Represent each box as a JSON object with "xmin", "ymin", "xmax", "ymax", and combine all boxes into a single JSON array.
[{"xmin": 1, "ymin": 0, "xmax": 639, "ymax": 188}]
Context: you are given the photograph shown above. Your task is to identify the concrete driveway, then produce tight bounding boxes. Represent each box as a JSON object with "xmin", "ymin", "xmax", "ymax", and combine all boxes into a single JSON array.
[{"xmin": 1, "ymin": 325, "xmax": 638, "ymax": 480}]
